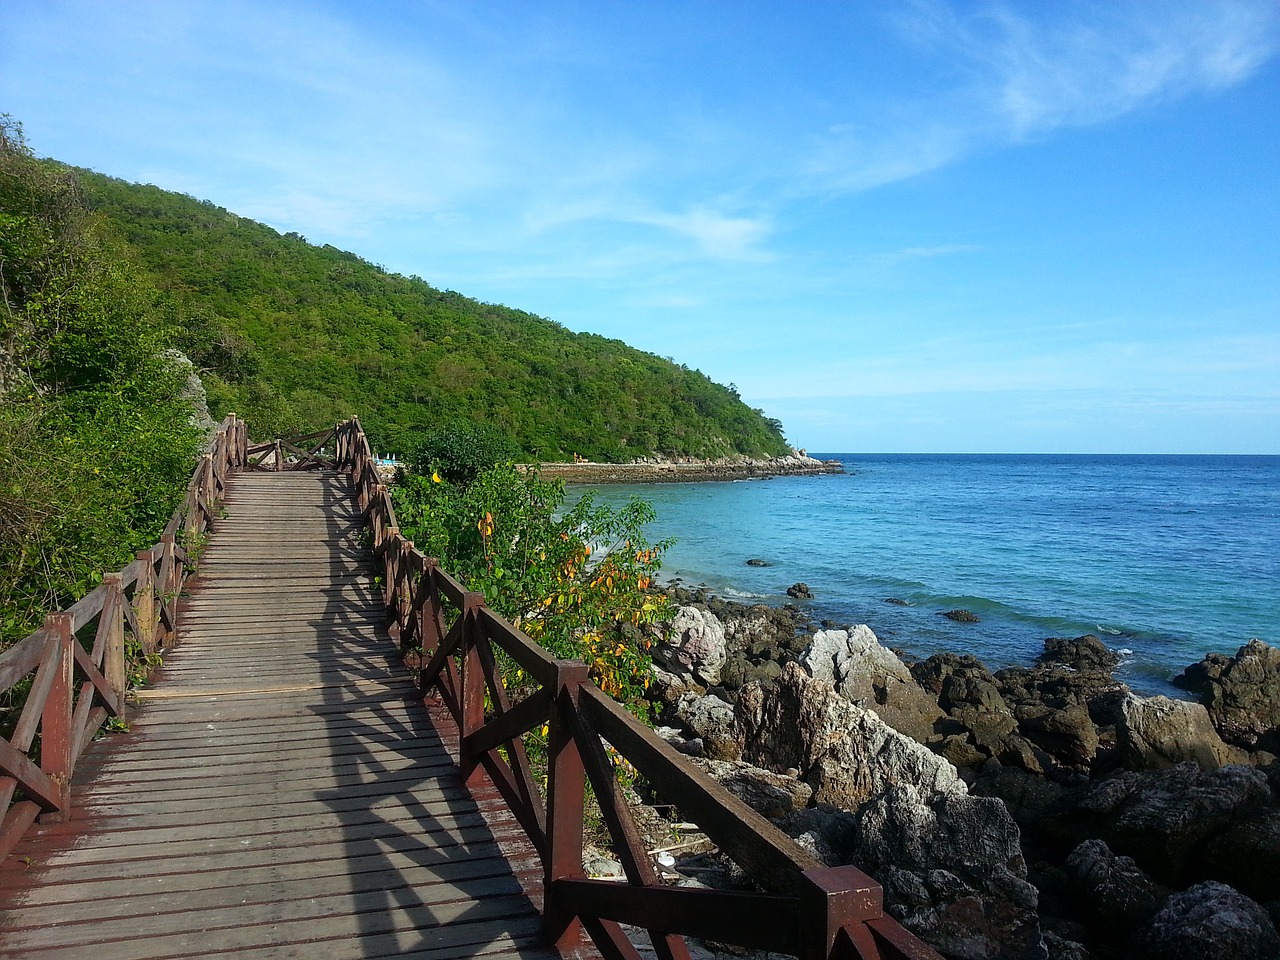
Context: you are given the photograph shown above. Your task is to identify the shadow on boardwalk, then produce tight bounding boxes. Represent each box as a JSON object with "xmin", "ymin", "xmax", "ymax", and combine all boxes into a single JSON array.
[{"xmin": 0, "ymin": 470, "xmax": 581, "ymax": 960}]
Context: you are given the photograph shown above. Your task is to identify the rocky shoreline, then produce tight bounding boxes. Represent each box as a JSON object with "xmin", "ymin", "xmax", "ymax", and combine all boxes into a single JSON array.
[
  {"xmin": 535, "ymin": 451, "xmax": 843, "ymax": 483},
  {"xmin": 628, "ymin": 585, "xmax": 1280, "ymax": 960}
]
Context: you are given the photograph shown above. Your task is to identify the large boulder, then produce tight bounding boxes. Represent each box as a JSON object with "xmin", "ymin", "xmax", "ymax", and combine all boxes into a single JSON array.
[
  {"xmin": 911, "ymin": 652, "xmax": 993, "ymax": 697},
  {"xmin": 738, "ymin": 662, "xmax": 962, "ymax": 809},
  {"xmin": 654, "ymin": 605, "xmax": 728, "ymax": 686},
  {"xmin": 689, "ymin": 758, "xmax": 813, "ymax": 819},
  {"xmin": 1117, "ymin": 694, "xmax": 1248, "ymax": 771},
  {"xmin": 1174, "ymin": 639, "xmax": 1280, "ymax": 752},
  {"xmin": 797, "ymin": 626, "xmax": 945, "ymax": 744},
  {"xmin": 1200, "ymin": 807, "xmax": 1280, "ymax": 903},
  {"xmin": 854, "ymin": 786, "xmax": 1045, "ymax": 960},
  {"xmin": 1062, "ymin": 839, "xmax": 1168, "ymax": 940},
  {"xmin": 674, "ymin": 693, "xmax": 740, "ymax": 760},
  {"xmin": 738, "ymin": 664, "xmax": 1045, "ymax": 959},
  {"xmin": 1038, "ymin": 634, "xmax": 1119, "ymax": 673},
  {"xmin": 994, "ymin": 643, "xmax": 1127, "ymax": 770},
  {"xmin": 1135, "ymin": 881, "xmax": 1280, "ymax": 960},
  {"xmin": 1042, "ymin": 763, "xmax": 1273, "ymax": 886}
]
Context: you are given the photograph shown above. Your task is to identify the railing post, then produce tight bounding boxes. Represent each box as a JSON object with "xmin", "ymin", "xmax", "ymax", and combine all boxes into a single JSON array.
[
  {"xmin": 543, "ymin": 660, "xmax": 591, "ymax": 950},
  {"xmin": 274, "ymin": 439, "xmax": 283, "ymax": 472},
  {"xmin": 420, "ymin": 558, "xmax": 443, "ymax": 655},
  {"xmin": 201, "ymin": 454, "xmax": 214, "ymax": 527},
  {"xmin": 135, "ymin": 549, "xmax": 157, "ymax": 656},
  {"xmin": 382, "ymin": 527, "xmax": 400, "ymax": 606},
  {"xmin": 798, "ymin": 866, "xmax": 885, "ymax": 960},
  {"xmin": 397, "ymin": 540, "xmax": 415, "ymax": 647},
  {"xmin": 102, "ymin": 574, "xmax": 127, "ymax": 713},
  {"xmin": 157, "ymin": 533, "xmax": 178, "ymax": 648},
  {"xmin": 458, "ymin": 592, "xmax": 489, "ymax": 786},
  {"xmin": 39, "ymin": 612, "xmax": 75, "ymax": 823}
]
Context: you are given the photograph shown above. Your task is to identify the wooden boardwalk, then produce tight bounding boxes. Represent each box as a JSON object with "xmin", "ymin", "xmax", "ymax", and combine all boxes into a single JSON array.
[{"xmin": 0, "ymin": 471, "xmax": 575, "ymax": 959}]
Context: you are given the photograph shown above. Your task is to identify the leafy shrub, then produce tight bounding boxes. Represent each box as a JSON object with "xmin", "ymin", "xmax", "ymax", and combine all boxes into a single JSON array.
[
  {"xmin": 404, "ymin": 419, "xmax": 521, "ymax": 486},
  {"xmin": 391, "ymin": 463, "xmax": 671, "ymax": 714}
]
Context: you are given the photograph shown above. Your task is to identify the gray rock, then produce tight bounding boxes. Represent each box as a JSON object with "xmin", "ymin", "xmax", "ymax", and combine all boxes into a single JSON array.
[
  {"xmin": 1018, "ymin": 703, "xmax": 1098, "ymax": 768},
  {"xmin": 912, "ymin": 653, "xmax": 995, "ymax": 697},
  {"xmin": 674, "ymin": 693, "xmax": 740, "ymax": 761},
  {"xmin": 775, "ymin": 804, "xmax": 861, "ymax": 865},
  {"xmin": 1118, "ymin": 694, "xmax": 1249, "ymax": 771},
  {"xmin": 739, "ymin": 664, "xmax": 1043, "ymax": 959},
  {"xmin": 1136, "ymin": 881, "xmax": 1280, "ymax": 960},
  {"xmin": 797, "ymin": 625, "xmax": 945, "ymax": 744},
  {"xmin": 738, "ymin": 663, "xmax": 963, "ymax": 810},
  {"xmin": 689, "ymin": 758, "xmax": 813, "ymax": 819},
  {"xmin": 654, "ymin": 605, "xmax": 728, "ymax": 686},
  {"xmin": 853, "ymin": 785, "xmax": 1043, "ymax": 959}
]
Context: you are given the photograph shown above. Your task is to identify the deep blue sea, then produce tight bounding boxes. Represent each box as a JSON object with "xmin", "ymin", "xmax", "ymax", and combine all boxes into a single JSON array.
[{"xmin": 570, "ymin": 455, "xmax": 1280, "ymax": 694}]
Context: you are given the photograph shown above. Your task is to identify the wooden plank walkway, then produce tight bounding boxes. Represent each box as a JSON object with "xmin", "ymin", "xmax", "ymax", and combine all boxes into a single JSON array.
[{"xmin": 0, "ymin": 471, "xmax": 576, "ymax": 960}]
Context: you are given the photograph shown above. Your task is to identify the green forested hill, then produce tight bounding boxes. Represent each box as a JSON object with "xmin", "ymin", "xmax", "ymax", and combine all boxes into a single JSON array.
[{"xmin": 78, "ymin": 171, "xmax": 789, "ymax": 461}]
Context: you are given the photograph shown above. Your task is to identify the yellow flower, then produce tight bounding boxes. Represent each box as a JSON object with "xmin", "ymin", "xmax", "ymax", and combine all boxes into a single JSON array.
[{"xmin": 431, "ymin": 470, "xmax": 442, "ymax": 483}]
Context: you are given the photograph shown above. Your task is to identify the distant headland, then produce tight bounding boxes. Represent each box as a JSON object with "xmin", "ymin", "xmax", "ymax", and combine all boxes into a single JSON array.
[{"xmin": 535, "ymin": 451, "xmax": 843, "ymax": 483}]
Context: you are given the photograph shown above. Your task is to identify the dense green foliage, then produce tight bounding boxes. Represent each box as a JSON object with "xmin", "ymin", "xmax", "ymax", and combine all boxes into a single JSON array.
[
  {"xmin": 75, "ymin": 171, "xmax": 790, "ymax": 461},
  {"xmin": 392, "ymin": 465, "xmax": 670, "ymax": 714},
  {"xmin": 405, "ymin": 418, "xmax": 523, "ymax": 486},
  {"xmin": 0, "ymin": 118, "xmax": 202, "ymax": 649}
]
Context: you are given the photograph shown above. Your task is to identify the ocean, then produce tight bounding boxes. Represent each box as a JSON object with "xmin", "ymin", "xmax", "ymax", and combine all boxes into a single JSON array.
[{"xmin": 569, "ymin": 454, "xmax": 1280, "ymax": 694}]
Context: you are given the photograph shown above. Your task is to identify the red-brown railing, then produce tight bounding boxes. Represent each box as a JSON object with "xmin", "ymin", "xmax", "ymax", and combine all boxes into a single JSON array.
[
  {"xmin": 244, "ymin": 427, "xmax": 339, "ymax": 472},
  {"xmin": 0, "ymin": 414, "xmax": 247, "ymax": 858},
  {"xmin": 337, "ymin": 416, "xmax": 942, "ymax": 960}
]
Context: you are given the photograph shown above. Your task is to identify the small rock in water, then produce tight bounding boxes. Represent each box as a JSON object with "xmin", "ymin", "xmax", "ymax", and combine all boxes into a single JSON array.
[
  {"xmin": 786, "ymin": 582, "xmax": 814, "ymax": 599},
  {"xmin": 746, "ymin": 558, "xmax": 771, "ymax": 567},
  {"xmin": 939, "ymin": 609, "xmax": 980, "ymax": 623},
  {"xmin": 884, "ymin": 597, "xmax": 911, "ymax": 606}
]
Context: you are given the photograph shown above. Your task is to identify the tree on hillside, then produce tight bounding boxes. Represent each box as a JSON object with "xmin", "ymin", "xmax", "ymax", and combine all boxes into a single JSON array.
[{"xmin": 0, "ymin": 116, "xmax": 201, "ymax": 650}]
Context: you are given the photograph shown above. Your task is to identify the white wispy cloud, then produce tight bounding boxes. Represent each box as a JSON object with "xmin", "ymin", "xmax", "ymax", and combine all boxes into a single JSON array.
[{"xmin": 806, "ymin": 0, "xmax": 1280, "ymax": 192}]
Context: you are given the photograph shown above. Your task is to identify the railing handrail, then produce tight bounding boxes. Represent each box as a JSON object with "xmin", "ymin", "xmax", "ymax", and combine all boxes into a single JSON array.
[
  {"xmin": 0, "ymin": 413, "xmax": 248, "ymax": 859},
  {"xmin": 335, "ymin": 416, "xmax": 942, "ymax": 960}
]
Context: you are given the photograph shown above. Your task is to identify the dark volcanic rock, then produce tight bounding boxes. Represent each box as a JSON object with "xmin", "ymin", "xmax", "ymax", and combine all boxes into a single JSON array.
[
  {"xmin": 1174, "ymin": 639, "xmax": 1280, "ymax": 752},
  {"xmin": 1135, "ymin": 881, "xmax": 1280, "ymax": 960},
  {"xmin": 1042, "ymin": 762, "xmax": 1273, "ymax": 886},
  {"xmin": 911, "ymin": 653, "xmax": 994, "ymax": 697},
  {"xmin": 1062, "ymin": 838, "xmax": 1168, "ymax": 940},
  {"xmin": 940, "ymin": 609, "xmax": 981, "ymax": 623},
  {"xmin": 786, "ymin": 582, "xmax": 813, "ymax": 599},
  {"xmin": 745, "ymin": 558, "xmax": 771, "ymax": 566},
  {"xmin": 1038, "ymin": 634, "xmax": 1120, "ymax": 673},
  {"xmin": 884, "ymin": 597, "xmax": 911, "ymax": 606},
  {"xmin": 1201, "ymin": 807, "xmax": 1280, "ymax": 903}
]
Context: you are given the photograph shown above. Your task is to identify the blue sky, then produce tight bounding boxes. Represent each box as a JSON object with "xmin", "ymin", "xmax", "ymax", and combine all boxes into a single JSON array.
[{"xmin": 3, "ymin": 1, "xmax": 1278, "ymax": 453}]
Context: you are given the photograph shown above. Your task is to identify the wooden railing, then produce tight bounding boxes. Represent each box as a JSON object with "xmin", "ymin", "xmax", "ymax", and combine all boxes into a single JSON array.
[
  {"xmin": 0, "ymin": 414, "xmax": 247, "ymax": 859},
  {"xmin": 336, "ymin": 416, "xmax": 942, "ymax": 960},
  {"xmin": 244, "ymin": 426, "xmax": 338, "ymax": 472}
]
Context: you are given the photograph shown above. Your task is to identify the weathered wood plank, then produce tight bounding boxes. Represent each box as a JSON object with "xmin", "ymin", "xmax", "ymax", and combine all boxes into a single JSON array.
[{"xmin": 0, "ymin": 470, "xmax": 575, "ymax": 960}]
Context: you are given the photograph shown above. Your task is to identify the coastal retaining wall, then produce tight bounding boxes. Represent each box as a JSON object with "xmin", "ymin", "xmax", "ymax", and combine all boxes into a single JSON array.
[{"xmin": 535, "ymin": 454, "xmax": 843, "ymax": 483}]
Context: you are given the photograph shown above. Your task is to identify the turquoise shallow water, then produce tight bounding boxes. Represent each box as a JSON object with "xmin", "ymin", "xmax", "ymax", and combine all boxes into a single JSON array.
[{"xmin": 569, "ymin": 455, "xmax": 1280, "ymax": 694}]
